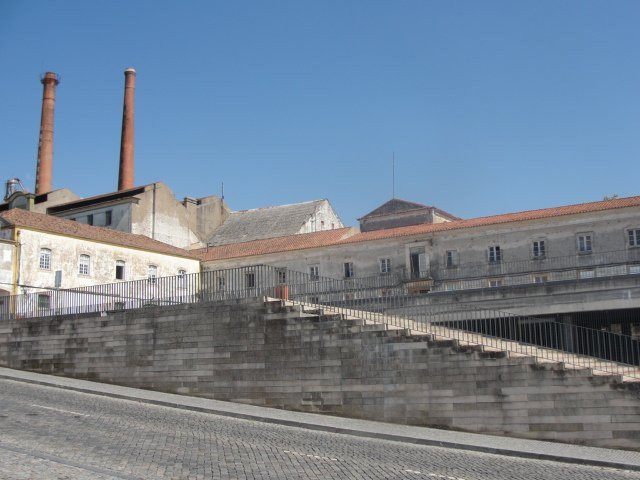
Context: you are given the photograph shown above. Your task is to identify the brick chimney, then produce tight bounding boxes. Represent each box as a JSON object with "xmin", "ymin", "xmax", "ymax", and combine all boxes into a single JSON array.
[
  {"xmin": 35, "ymin": 72, "xmax": 59, "ymax": 194},
  {"xmin": 118, "ymin": 68, "xmax": 136, "ymax": 191}
]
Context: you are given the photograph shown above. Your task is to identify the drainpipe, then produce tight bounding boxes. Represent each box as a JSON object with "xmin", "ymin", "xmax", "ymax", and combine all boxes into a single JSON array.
[{"xmin": 11, "ymin": 229, "xmax": 21, "ymax": 296}]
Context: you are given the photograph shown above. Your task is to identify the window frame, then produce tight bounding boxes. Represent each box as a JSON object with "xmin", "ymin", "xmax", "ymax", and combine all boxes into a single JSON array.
[
  {"xmin": 276, "ymin": 268, "xmax": 287, "ymax": 285},
  {"xmin": 309, "ymin": 265, "xmax": 319, "ymax": 281},
  {"xmin": 532, "ymin": 239, "xmax": 546, "ymax": 259},
  {"xmin": 576, "ymin": 233, "xmax": 593, "ymax": 254},
  {"xmin": 39, "ymin": 248, "xmax": 52, "ymax": 270},
  {"xmin": 245, "ymin": 271, "xmax": 256, "ymax": 288},
  {"xmin": 115, "ymin": 260, "xmax": 125, "ymax": 280},
  {"xmin": 445, "ymin": 250, "xmax": 458, "ymax": 268},
  {"xmin": 628, "ymin": 228, "xmax": 640, "ymax": 248},
  {"xmin": 379, "ymin": 258, "xmax": 392, "ymax": 274},
  {"xmin": 488, "ymin": 245, "xmax": 501, "ymax": 263},
  {"xmin": 148, "ymin": 265, "xmax": 158, "ymax": 284},
  {"xmin": 37, "ymin": 293, "xmax": 51, "ymax": 310},
  {"xmin": 78, "ymin": 254, "xmax": 91, "ymax": 276},
  {"xmin": 344, "ymin": 262, "xmax": 355, "ymax": 278}
]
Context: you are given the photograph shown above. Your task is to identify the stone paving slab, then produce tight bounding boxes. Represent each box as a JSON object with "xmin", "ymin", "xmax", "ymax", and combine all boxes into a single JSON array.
[{"xmin": 1, "ymin": 366, "xmax": 640, "ymax": 472}]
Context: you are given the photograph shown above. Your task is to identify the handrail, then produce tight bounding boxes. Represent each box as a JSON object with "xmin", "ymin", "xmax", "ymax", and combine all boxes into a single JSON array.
[{"xmin": 1, "ymin": 264, "xmax": 638, "ymax": 379}]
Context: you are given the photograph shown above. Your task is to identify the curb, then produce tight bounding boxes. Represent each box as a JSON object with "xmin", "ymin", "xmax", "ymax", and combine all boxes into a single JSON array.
[{"xmin": 2, "ymin": 373, "xmax": 639, "ymax": 472}]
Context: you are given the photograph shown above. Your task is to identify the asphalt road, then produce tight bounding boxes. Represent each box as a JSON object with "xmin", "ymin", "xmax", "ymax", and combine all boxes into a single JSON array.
[{"xmin": 0, "ymin": 379, "xmax": 638, "ymax": 480}]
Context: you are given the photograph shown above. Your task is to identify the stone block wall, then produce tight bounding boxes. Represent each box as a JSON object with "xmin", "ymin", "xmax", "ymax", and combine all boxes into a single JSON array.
[{"xmin": 1, "ymin": 298, "xmax": 640, "ymax": 450}]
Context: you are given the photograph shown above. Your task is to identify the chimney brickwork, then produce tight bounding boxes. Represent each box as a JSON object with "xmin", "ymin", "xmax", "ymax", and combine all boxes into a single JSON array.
[
  {"xmin": 118, "ymin": 68, "xmax": 136, "ymax": 191},
  {"xmin": 35, "ymin": 72, "xmax": 60, "ymax": 194}
]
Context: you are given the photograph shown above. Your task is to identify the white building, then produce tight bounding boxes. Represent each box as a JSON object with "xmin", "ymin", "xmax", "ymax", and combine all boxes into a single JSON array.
[
  {"xmin": 197, "ymin": 195, "xmax": 640, "ymax": 335},
  {"xmin": 0, "ymin": 208, "xmax": 200, "ymax": 299}
]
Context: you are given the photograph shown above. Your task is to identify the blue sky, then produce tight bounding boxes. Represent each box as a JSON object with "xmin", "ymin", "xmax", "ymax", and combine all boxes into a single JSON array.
[{"xmin": 1, "ymin": 1, "xmax": 639, "ymax": 225}]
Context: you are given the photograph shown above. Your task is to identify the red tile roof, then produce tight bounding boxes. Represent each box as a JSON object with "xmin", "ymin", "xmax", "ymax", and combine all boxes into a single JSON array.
[
  {"xmin": 197, "ymin": 195, "xmax": 640, "ymax": 261},
  {"xmin": 0, "ymin": 208, "xmax": 198, "ymax": 259},
  {"xmin": 194, "ymin": 227, "xmax": 356, "ymax": 261}
]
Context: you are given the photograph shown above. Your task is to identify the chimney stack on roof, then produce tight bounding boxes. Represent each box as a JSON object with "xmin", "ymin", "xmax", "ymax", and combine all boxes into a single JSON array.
[
  {"xmin": 118, "ymin": 68, "xmax": 136, "ymax": 191},
  {"xmin": 35, "ymin": 72, "xmax": 59, "ymax": 195}
]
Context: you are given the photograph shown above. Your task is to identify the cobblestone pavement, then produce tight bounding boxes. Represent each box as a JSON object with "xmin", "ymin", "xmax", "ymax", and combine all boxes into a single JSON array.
[{"xmin": 0, "ymin": 379, "xmax": 639, "ymax": 480}]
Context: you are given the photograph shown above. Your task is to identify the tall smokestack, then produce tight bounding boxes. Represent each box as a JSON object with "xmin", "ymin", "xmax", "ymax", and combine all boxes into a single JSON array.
[
  {"xmin": 118, "ymin": 67, "xmax": 136, "ymax": 191},
  {"xmin": 35, "ymin": 72, "xmax": 59, "ymax": 195}
]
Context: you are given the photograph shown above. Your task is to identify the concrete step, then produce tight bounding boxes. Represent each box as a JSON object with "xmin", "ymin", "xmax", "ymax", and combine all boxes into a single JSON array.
[{"xmin": 274, "ymin": 298, "xmax": 640, "ymax": 384}]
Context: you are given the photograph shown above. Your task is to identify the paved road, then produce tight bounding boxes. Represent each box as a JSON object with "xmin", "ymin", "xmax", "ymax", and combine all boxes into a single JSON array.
[{"xmin": 0, "ymin": 379, "xmax": 638, "ymax": 480}]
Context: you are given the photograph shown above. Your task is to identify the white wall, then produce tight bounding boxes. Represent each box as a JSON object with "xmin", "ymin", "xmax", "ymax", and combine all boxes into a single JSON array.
[
  {"xmin": 299, "ymin": 200, "xmax": 344, "ymax": 234},
  {"xmin": 15, "ymin": 228, "xmax": 199, "ymax": 293},
  {"xmin": 203, "ymin": 206, "xmax": 640, "ymax": 281}
]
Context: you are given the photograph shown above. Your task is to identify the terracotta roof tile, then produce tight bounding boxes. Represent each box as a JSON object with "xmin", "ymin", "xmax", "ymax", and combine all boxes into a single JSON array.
[
  {"xmin": 197, "ymin": 195, "xmax": 640, "ymax": 261},
  {"xmin": 0, "ymin": 208, "xmax": 198, "ymax": 259},
  {"xmin": 194, "ymin": 227, "xmax": 356, "ymax": 261}
]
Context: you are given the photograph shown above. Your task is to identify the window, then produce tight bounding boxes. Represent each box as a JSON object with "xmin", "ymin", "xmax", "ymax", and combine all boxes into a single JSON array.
[
  {"xmin": 532, "ymin": 240, "xmax": 546, "ymax": 258},
  {"xmin": 534, "ymin": 275, "xmax": 548, "ymax": 284},
  {"xmin": 245, "ymin": 272, "xmax": 256, "ymax": 288},
  {"xmin": 178, "ymin": 269, "xmax": 187, "ymax": 284},
  {"xmin": 488, "ymin": 246, "xmax": 501, "ymax": 263},
  {"xmin": 148, "ymin": 265, "xmax": 157, "ymax": 283},
  {"xmin": 115, "ymin": 260, "xmax": 125, "ymax": 280},
  {"xmin": 37, "ymin": 293, "xmax": 50, "ymax": 310},
  {"xmin": 87, "ymin": 214, "xmax": 94, "ymax": 226},
  {"xmin": 379, "ymin": 258, "xmax": 392, "ymax": 274},
  {"xmin": 277, "ymin": 268, "xmax": 286, "ymax": 284},
  {"xmin": 309, "ymin": 265, "xmax": 319, "ymax": 281},
  {"xmin": 105, "ymin": 210, "xmax": 112, "ymax": 226},
  {"xmin": 628, "ymin": 229, "xmax": 640, "ymax": 247},
  {"xmin": 320, "ymin": 220, "xmax": 325, "ymax": 230},
  {"xmin": 446, "ymin": 250, "xmax": 458, "ymax": 268},
  {"xmin": 78, "ymin": 255, "xmax": 90, "ymax": 276},
  {"xmin": 577, "ymin": 234, "xmax": 592, "ymax": 254},
  {"xmin": 579, "ymin": 269, "xmax": 595, "ymax": 279},
  {"xmin": 216, "ymin": 276, "xmax": 226, "ymax": 290},
  {"xmin": 39, "ymin": 248, "xmax": 51, "ymax": 270},
  {"xmin": 488, "ymin": 279, "xmax": 502, "ymax": 288},
  {"xmin": 344, "ymin": 262, "xmax": 354, "ymax": 278}
]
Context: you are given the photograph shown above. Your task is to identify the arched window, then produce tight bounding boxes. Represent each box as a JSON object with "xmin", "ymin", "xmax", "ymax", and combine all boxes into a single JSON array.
[
  {"xmin": 78, "ymin": 255, "xmax": 90, "ymax": 276},
  {"xmin": 39, "ymin": 248, "xmax": 51, "ymax": 270}
]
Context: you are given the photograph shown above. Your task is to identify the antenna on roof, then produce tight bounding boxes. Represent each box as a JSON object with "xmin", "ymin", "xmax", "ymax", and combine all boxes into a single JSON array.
[
  {"xmin": 221, "ymin": 181, "xmax": 224, "ymax": 200},
  {"xmin": 392, "ymin": 152, "xmax": 395, "ymax": 199}
]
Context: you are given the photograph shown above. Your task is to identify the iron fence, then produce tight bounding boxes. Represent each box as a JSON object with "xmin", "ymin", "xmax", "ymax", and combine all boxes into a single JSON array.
[
  {"xmin": 428, "ymin": 247, "xmax": 640, "ymax": 285},
  {"xmin": 1, "ymin": 264, "xmax": 639, "ymax": 378}
]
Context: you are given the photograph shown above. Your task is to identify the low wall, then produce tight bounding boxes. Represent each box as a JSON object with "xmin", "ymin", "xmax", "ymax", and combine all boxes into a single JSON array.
[{"xmin": 1, "ymin": 298, "xmax": 640, "ymax": 450}]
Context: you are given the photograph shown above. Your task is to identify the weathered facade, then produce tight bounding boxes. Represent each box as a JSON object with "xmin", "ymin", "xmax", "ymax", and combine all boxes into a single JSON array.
[
  {"xmin": 198, "ymin": 196, "xmax": 640, "ymax": 332},
  {"xmin": 45, "ymin": 182, "xmax": 229, "ymax": 249},
  {"xmin": 0, "ymin": 209, "xmax": 200, "ymax": 296},
  {"xmin": 207, "ymin": 199, "xmax": 343, "ymax": 246}
]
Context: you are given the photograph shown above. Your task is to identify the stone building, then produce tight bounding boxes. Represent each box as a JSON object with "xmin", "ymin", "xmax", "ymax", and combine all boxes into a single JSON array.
[
  {"xmin": 358, "ymin": 198, "xmax": 459, "ymax": 232},
  {"xmin": 197, "ymin": 195, "xmax": 640, "ymax": 334},
  {"xmin": 207, "ymin": 199, "xmax": 343, "ymax": 246},
  {"xmin": 44, "ymin": 182, "xmax": 229, "ymax": 249},
  {"xmin": 0, "ymin": 208, "xmax": 199, "ymax": 298}
]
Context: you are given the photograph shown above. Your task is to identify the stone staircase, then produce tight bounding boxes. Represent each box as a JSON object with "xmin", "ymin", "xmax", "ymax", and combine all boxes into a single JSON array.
[{"xmin": 277, "ymin": 298, "xmax": 640, "ymax": 383}]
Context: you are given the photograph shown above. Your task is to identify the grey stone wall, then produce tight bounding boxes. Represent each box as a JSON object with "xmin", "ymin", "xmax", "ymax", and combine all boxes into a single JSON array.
[{"xmin": 1, "ymin": 298, "xmax": 640, "ymax": 450}]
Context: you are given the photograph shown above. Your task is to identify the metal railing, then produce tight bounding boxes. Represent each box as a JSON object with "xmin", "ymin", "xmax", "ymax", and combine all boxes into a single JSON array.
[
  {"xmin": 1, "ymin": 264, "xmax": 639, "ymax": 379},
  {"xmin": 428, "ymin": 247, "xmax": 640, "ymax": 289}
]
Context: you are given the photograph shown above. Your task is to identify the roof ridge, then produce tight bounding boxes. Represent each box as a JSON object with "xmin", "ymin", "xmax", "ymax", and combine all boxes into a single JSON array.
[{"xmin": 232, "ymin": 199, "xmax": 325, "ymax": 214}]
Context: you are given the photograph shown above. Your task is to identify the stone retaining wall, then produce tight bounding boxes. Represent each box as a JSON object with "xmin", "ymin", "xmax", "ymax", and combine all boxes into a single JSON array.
[{"xmin": 1, "ymin": 298, "xmax": 639, "ymax": 450}]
